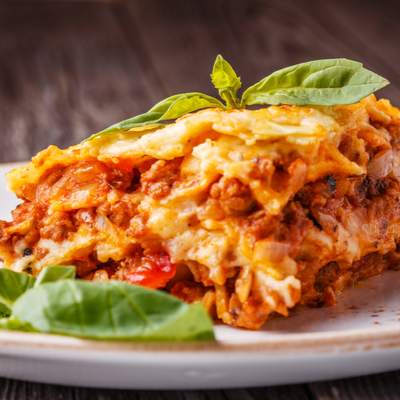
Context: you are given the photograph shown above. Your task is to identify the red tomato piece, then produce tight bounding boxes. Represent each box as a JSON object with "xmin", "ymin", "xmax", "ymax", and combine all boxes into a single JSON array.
[{"xmin": 126, "ymin": 252, "xmax": 177, "ymax": 289}]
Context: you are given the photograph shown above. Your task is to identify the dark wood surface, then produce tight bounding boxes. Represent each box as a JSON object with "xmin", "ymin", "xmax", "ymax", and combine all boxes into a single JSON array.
[{"xmin": 1, "ymin": 0, "xmax": 400, "ymax": 398}]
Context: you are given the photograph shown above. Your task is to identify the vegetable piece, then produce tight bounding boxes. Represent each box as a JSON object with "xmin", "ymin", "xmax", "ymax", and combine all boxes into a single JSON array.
[
  {"xmin": 84, "ymin": 56, "xmax": 389, "ymax": 142},
  {"xmin": 241, "ymin": 58, "xmax": 389, "ymax": 107},
  {"xmin": 34, "ymin": 265, "xmax": 76, "ymax": 287},
  {"xmin": 85, "ymin": 92, "xmax": 226, "ymax": 142},
  {"xmin": 0, "ymin": 303, "xmax": 10, "ymax": 318},
  {"xmin": 0, "ymin": 266, "xmax": 214, "ymax": 341},
  {"xmin": 0, "ymin": 315, "xmax": 36, "ymax": 332},
  {"xmin": 367, "ymin": 149, "xmax": 394, "ymax": 180},
  {"xmin": 0, "ymin": 266, "xmax": 75, "ymax": 314},
  {"xmin": 0, "ymin": 269, "xmax": 36, "ymax": 309},
  {"xmin": 11, "ymin": 280, "xmax": 215, "ymax": 341},
  {"xmin": 126, "ymin": 252, "xmax": 177, "ymax": 289},
  {"xmin": 211, "ymin": 55, "xmax": 241, "ymax": 109}
]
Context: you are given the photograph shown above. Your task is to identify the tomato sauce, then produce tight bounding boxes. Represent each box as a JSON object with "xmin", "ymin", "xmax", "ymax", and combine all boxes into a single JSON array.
[{"xmin": 126, "ymin": 252, "xmax": 177, "ymax": 289}]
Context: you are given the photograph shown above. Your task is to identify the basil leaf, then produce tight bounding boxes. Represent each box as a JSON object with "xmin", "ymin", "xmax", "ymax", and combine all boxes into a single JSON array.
[
  {"xmin": 211, "ymin": 55, "xmax": 241, "ymax": 109},
  {"xmin": 211, "ymin": 55, "xmax": 242, "ymax": 91},
  {"xmin": 0, "ymin": 269, "xmax": 36, "ymax": 308},
  {"xmin": 34, "ymin": 265, "xmax": 76, "ymax": 287},
  {"xmin": 158, "ymin": 93, "xmax": 225, "ymax": 119},
  {"xmin": 242, "ymin": 59, "xmax": 389, "ymax": 107},
  {"xmin": 0, "ymin": 266, "xmax": 75, "ymax": 313},
  {"xmin": 85, "ymin": 92, "xmax": 226, "ymax": 142},
  {"xmin": 0, "ymin": 315, "xmax": 36, "ymax": 332},
  {"xmin": 0, "ymin": 303, "xmax": 10, "ymax": 318},
  {"xmin": 12, "ymin": 280, "xmax": 214, "ymax": 341}
]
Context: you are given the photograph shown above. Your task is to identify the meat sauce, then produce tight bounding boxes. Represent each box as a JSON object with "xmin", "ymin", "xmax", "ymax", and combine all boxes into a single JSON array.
[
  {"xmin": 3, "ymin": 117, "xmax": 400, "ymax": 326},
  {"xmin": 0, "ymin": 159, "xmax": 185, "ymax": 290}
]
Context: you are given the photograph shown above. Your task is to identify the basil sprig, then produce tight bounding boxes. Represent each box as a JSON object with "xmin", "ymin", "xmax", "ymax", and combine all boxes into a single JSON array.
[
  {"xmin": 0, "ymin": 266, "xmax": 75, "ymax": 316},
  {"xmin": 211, "ymin": 55, "xmax": 241, "ymax": 109},
  {"xmin": 84, "ymin": 92, "xmax": 226, "ymax": 142},
  {"xmin": 0, "ymin": 266, "xmax": 214, "ymax": 341},
  {"xmin": 0, "ymin": 268, "xmax": 36, "ymax": 309},
  {"xmin": 34, "ymin": 265, "xmax": 76, "ymax": 286},
  {"xmin": 85, "ymin": 56, "xmax": 389, "ymax": 142},
  {"xmin": 241, "ymin": 59, "xmax": 389, "ymax": 107}
]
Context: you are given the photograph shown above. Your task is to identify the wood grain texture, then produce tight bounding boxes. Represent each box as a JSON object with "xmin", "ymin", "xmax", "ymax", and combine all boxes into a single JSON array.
[
  {"xmin": 1, "ymin": 0, "xmax": 400, "ymax": 398},
  {"xmin": 122, "ymin": 0, "xmax": 400, "ymax": 102},
  {"xmin": 309, "ymin": 370, "xmax": 400, "ymax": 400},
  {"xmin": 1, "ymin": 0, "xmax": 400, "ymax": 163},
  {"xmin": 1, "ymin": 375, "xmax": 400, "ymax": 400},
  {"xmin": 0, "ymin": 1, "xmax": 159, "ymax": 163}
]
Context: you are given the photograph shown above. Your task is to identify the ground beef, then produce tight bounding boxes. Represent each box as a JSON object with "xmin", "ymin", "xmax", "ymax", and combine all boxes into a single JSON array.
[
  {"xmin": 210, "ymin": 177, "xmax": 257, "ymax": 216},
  {"xmin": 140, "ymin": 158, "xmax": 182, "ymax": 199},
  {"xmin": 39, "ymin": 211, "xmax": 76, "ymax": 242}
]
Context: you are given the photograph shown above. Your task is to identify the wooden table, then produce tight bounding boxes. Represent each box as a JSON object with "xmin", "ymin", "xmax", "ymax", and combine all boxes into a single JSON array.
[{"xmin": 0, "ymin": 0, "xmax": 400, "ymax": 398}]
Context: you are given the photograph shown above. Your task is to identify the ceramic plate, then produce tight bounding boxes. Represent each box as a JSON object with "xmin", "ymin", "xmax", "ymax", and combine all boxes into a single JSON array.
[{"xmin": 1, "ymin": 162, "xmax": 400, "ymax": 390}]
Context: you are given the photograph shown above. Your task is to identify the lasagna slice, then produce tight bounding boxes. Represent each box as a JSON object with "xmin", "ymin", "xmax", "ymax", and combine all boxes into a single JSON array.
[{"xmin": 1, "ymin": 95, "xmax": 400, "ymax": 330}]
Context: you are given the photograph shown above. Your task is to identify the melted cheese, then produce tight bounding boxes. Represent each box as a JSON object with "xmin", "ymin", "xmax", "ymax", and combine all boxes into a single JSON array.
[{"xmin": 3, "ymin": 95, "xmax": 400, "ymax": 328}]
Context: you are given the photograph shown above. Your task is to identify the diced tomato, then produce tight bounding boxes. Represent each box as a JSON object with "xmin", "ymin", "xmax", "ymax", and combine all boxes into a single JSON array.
[{"xmin": 126, "ymin": 252, "xmax": 177, "ymax": 289}]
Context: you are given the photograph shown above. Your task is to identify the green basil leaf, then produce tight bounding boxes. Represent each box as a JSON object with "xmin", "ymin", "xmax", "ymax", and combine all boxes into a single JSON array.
[
  {"xmin": 84, "ymin": 92, "xmax": 226, "ymax": 142},
  {"xmin": 12, "ymin": 280, "xmax": 214, "ymax": 341},
  {"xmin": 34, "ymin": 265, "xmax": 76, "ymax": 287},
  {"xmin": 242, "ymin": 58, "xmax": 389, "ymax": 107},
  {"xmin": 0, "ymin": 315, "xmax": 36, "ymax": 332},
  {"xmin": 0, "ymin": 303, "xmax": 10, "ymax": 318},
  {"xmin": 0, "ymin": 266, "xmax": 75, "ymax": 313},
  {"xmin": 211, "ymin": 55, "xmax": 242, "ymax": 92},
  {"xmin": 0, "ymin": 269, "xmax": 36, "ymax": 308},
  {"xmin": 211, "ymin": 55, "xmax": 241, "ymax": 110}
]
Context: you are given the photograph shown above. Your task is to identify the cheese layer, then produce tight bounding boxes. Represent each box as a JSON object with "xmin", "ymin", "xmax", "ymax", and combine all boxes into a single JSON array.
[{"xmin": 1, "ymin": 96, "xmax": 400, "ymax": 329}]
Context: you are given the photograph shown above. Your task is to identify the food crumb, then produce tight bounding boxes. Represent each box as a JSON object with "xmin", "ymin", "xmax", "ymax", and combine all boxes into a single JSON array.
[{"xmin": 23, "ymin": 248, "xmax": 32, "ymax": 257}]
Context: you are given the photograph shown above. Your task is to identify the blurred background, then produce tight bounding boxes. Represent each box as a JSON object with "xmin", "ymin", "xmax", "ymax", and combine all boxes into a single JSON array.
[{"xmin": 1, "ymin": 0, "xmax": 399, "ymax": 163}]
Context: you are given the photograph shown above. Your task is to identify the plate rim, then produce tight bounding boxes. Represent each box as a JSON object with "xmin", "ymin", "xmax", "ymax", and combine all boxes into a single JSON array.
[{"xmin": 0, "ymin": 325, "xmax": 399, "ymax": 356}]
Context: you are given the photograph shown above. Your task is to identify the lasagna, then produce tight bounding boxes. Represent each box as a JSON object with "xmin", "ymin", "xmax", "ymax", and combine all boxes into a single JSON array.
[{"xmin": 1, "ymin": 94, "xmax": 400, "ymax": 330}]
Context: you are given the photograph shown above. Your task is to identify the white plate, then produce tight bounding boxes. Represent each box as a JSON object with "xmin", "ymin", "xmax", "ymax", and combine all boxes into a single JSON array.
[{"xmin": 1, "ymin": 162, "xmax": 400, "ymax": 389}]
